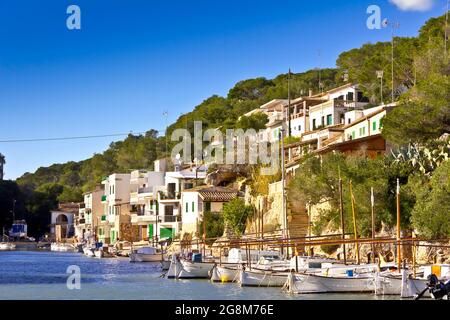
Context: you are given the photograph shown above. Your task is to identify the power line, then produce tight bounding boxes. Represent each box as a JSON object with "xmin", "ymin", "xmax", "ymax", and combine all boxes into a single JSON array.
[{"xmin": 0, "ymin": 131, "xmax": 166, "ymax": 143}]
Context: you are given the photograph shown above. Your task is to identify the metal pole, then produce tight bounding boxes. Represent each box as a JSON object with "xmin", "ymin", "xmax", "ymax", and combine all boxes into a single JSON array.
[
  {"xmin": 338, "ymin": 179, "xmax": 347, "ymax": 264},
  {"xmin": 396, "ymin": 179, "xmax": 401, "ymax": 271},
  {"xmin": 391, "ymin": 26, "xmax": 395, "ymax": 103},
  {"xmin": 280, "ymin": 106, "xmax": 287, "ymax": 257},
  {"xmin": 380, "ymin": 75, "xmax": 383, "ymax": 105},
  {"xmin": 287, "ymin": 69, "xmax": 292, "ymax": 137}
]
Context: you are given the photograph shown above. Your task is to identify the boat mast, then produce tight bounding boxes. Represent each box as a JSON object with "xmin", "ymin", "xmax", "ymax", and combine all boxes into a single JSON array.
[
  {"xmin": 396, "ymin": 179, "xmax": 401, "ymax": 271},
  {"xmin": 349, "ymin": 181, "xmax": 360, "ymax": 264},
  {"xmin": 338, "ymin": 174, "xmax": 346, "ymax": 264}
]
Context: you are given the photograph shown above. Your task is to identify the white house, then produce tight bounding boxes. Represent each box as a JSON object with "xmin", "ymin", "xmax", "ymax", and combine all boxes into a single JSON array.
[
  {"xmin": 50, "ymin": 203, "xmax": 78, "ymax": 242},
  {"xmin": 99, "ymin": 173, "xmax": 131, "ymax": 244},
  {"xmin": 181, "ymin": 185, "xmax": 239, "ymax": 236},
  {"xmin": 74, "ymin": 186, "xmax": 103, "ymax": 242}
]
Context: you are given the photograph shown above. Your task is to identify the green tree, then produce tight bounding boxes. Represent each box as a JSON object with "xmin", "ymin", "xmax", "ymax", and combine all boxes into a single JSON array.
[
  {"xmin": 410, "ymin": 160, "xmax": 450, "ymax": 239},
  {"xmin": 222, "ymin": 198, "xmax": 253, "ymax": 235}
]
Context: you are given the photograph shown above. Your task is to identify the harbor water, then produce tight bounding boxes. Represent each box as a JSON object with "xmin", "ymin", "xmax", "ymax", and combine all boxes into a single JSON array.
[{"xmin": 0, "ymin": 251, "xmax": 397, "ymax": 300}]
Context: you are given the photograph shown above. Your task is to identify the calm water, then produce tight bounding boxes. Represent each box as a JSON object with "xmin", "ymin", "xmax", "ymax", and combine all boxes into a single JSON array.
[{"xmin": 0, "ymin": 251, "xmax": 393, "ymax": 300}]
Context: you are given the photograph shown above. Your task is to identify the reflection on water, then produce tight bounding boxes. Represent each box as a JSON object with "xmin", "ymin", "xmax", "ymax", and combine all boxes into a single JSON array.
[{"xmin": 0, "ymin": 251, "xmax": 396, "ymax": 300}]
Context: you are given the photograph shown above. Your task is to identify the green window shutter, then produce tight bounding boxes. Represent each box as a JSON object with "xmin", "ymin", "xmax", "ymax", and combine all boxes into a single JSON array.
[
  {"xmin": 352, "ymin": 131, "xmax": 355, "ymax": 139},
  {"xmin": 379, "ymin": 118, "xmax": 384, "ymax": 129},
  {"xmin": 192, "ymin": 202, "xmax": 195, "ymax": 212},
  {"xmin": 326, "ymin": 114, "xmax": 332, "ymax": 126},
  {"xmin": 373, "ymin": 121, "xmax": 376, "ymax": 131},
  {"xmin": 186, "ymin": 202, "xmax": 188, "ymax": 213},
  {"xmin": 160, "ymin": 228, "xmax": 174, "ymax": 239}
]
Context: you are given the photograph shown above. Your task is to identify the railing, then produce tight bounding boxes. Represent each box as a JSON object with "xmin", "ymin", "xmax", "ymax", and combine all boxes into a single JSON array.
[
  {"xmin": 138, "ymin": 187, "xmax": 153, "ymax": 194},
  {"xmin": 159, "ymin": 191, "xmax": 181, "ymax": 200},
  {"xmin": 162, "ymin": 215, "xmax": 180, "ymax": 223}
]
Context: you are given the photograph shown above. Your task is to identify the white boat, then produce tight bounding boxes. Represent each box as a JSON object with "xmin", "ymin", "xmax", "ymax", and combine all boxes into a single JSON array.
[
  {"xmin": 94, "ymin": 246, "xmax": 115, "ymax": 259},
  {"xmin": 375, "ymin": 265, "xmax": 450, "ymax": 298},
  {"xmin": 83, "ymin": 246, "xmax": 95, "ymax": 257},
  {"xmin": 0, "ymin": 242, "xmax": 16, "ymax": 251},
  {"xmin": 130, "ymin": 247, "xmax": 163, "ymax": 263},
  {"xmin": 239, "ymin": 268, "xmax": 289, "ymax": 287},
  {"xmin": 286, "ymin": 265, "xmax": 378, "ymax": 294},
  {"xmin": 375, "ymin": 271, "xmax": 428, "ymax": 297},
  {"xmin": 50, "ymin": 243, "xmax": 75, "ymax": 252},
  {"xmin": 176, "ymin": 258, "xmax": 216, "ymax": 279},
  {"xmin": 210, "ymin": 264, "xmax": 240, "ymax": 283},
  {"xmin": 167, "ymin": 254, "xmax": 182, "ymax": 279}
]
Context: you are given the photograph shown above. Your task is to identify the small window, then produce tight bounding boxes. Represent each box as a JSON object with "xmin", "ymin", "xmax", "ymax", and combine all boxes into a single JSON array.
[
  {"xmin": 312, "ymin": 119, "xmax": 316, "ymax": 130},
  {"xmin": 352, "ymin": 131, "xmax": 356, "ymax": 139},
  {"xmin": 192, "ymin": 202, "xmax": 195, "ymax": 212},
  {"xmin": 347, "ymin": 92, "xmax": 354, "ymax": 101},
  {"xmin": 373, "ymin": 121, "xmax": 377, "ymax": 131},
  {"xmin": 379, "ymin": 118, "xmax": 384, "ymax": 129},
  {"xmin": 185, "ymin": 202, "xmax": 188, "ymax": 213},
  {"xmin": 326, "ymin": 114, "xmax": 332, "ymax": 126}
]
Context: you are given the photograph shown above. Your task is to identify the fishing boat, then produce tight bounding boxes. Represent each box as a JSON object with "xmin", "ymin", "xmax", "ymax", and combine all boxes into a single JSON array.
[
  {"xmin": 177, "ymin": 257, "xmax": 216, "ymax": 279},
  {"xmin": 167, "ymin": 254, "xmax": 182, "ymax": 279},
  {"xmin": 0, "ymin": 242, "xmax": 16, "ymax": 251},
  {"xmin": 375, "ymin": 264, "xmax": 450, "ymax": 298},
  {"xmin": 50, "ymin": 243, "xmax": 75, "ymax": 252},
  {"xmin": 129, "ymin": 246, "xmax": 163, "ymax": 263},
  {"xmin": 239, "ymin": 267, "xmax": 289, "ymax": 287},
  {"xmin": 83, "ymin": 246, "xmax": 95, "ymax": 257},
  {"xmin": 94, "ymin": 245, "xmax": 115, "ymax": 258},
  {"xmin": 286, "ymin": 264, "xmax": 378, "ymax": 294},
  {"xmin": 210, "ymin": 249, "xmax": 285, "ymax": 283}
]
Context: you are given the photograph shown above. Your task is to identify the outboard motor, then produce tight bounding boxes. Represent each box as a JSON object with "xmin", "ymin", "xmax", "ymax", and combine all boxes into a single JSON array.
[{"xmin": 428, "ymin": 274, "xmax": 450, "ymax": 300}]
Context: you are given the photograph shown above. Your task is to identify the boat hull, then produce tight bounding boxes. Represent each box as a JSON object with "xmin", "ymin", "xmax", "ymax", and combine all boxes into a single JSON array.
[
  {"xmin": 211, "ymin": 265, "xmax": 239, "ymax": 283},
  {"xmin": 375, "ymin": 273, "xmax": 429, "ymax": 297},
  {"xmin": 177, "ymin": 260, "xmax": 216, "ymax": 279},
  {"xmin": 287, "ymin": 273, "xmax": 376, "ymax": 294},
  {"xmin": 130, "ymin": 252, "xmax": 163, "ymax": 263},
  {"xmin": 239, "ymin": 269, "xmax": 288, "ymax": 287},
  {"xmin": 0, "ymin": 243, "xmax": 16, "ymax": 251}
]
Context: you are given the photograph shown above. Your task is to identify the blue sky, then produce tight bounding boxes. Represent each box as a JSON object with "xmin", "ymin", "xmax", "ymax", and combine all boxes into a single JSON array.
[{"xmin": 0, "ymin": 0, "xmax": 446, "ymax": 179}]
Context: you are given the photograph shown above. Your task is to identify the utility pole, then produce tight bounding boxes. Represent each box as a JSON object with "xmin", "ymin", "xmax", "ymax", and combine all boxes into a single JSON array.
[
  {"xmin": 376, "ymin": 70, "xmax": 384, "ymax": 105},
  {"xmin": 445, "ymin": 0, "xmax": 449, "ymax": 58},
  {"xmin": 163, "ymin": 111, "xmax": 169, "ymax": 157},
  {"xmin": 388, "ymin": 21, "xmax": 400, "ymax": 103},
  {"xmin": 280, "ymin": 107, "xmax": 288, "ymax": 258},
  {"xmin": 287, "ymin": 69, "xmax": 292, "ymax": 137}
]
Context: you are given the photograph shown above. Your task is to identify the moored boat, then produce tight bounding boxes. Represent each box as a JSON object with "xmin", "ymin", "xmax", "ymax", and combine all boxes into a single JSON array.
[
  {"xmin": 177, "ymin": 259, "xmax": 216, "ymax": 279},
  {"xmin": 239, "ymin": 267, "xmax": 289, "ymax": 287},
  {"xmin": 130, "ymin": 246, "xmax": 163, "ymax": 263},
  {"xmin": 286, "ymin": 264, "xmax": 378, "ymax": 294},
  {"xmin": 0, "ymin": 242, "xmax": 16, "ymax": 251}
]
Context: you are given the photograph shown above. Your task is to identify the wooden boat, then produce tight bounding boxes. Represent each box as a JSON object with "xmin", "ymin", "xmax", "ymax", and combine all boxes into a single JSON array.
[
  {"xmin": 239, "ymin": 268, "xmax": 289, "ymax": 287},
  {"xmin": 0, "ymin": 242, "xmax": 16, "ymax": 251},
  {"xmin": 210, "ymin": 264, "xmax": 240, "ymax": 283},
  {"xmin": 130, "ymin": 246, "xmax": 163, "ymax": 263},
  {"xmin": 177, "ymin": 259, "xmax": 216, "ymax": 279},
  {"xmin": 83, "ymin": 246, "xmax": 95, "ymax": 257},
  {"xmin": 286, "ymin": 265, "xmax": 378, "ymax": 294}
]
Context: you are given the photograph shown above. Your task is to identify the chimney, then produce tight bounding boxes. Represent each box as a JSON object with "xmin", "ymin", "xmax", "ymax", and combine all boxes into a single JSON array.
[{"xmin": 309, "ymin": 89, "xmax": 313, "ymax": 97}]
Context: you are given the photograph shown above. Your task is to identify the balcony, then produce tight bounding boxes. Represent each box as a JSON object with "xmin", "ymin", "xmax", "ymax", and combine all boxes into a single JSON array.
[
  {"xmin": 131, "ymin": 213, "xmax": 158, "ymax": 225},
  {"xmin": 101, "ymin": 195, "xmax": 108, "ymax": 202},
  {"xmin": 159, "ymin": 191, "xmax": 181, "ymax": 201},
  {"xmin": 162, "ymin": 215, "xmax": 180, "ymax": 223},
  {"xmin": 138, "ymin": 187, "xmax": 153, "ymax": 194},
  {"xmin": 101, "ymin": 215, "xmax": 107, "ymax": 222}
]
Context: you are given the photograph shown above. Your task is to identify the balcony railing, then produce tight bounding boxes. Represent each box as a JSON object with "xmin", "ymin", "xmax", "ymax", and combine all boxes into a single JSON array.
[
  {"xmin": 138, "ymin": 187, "xmax": 153, "ymax": 194},
  {"xmin": 162, "ymin": 215, "xmax": 180, "ymax": 223},
  {"xmin": 159, "ymin": 191, "xmax": 181, "ymax": 200}
]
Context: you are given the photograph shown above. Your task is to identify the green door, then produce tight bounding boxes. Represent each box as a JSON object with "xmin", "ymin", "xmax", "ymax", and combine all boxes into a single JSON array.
[
  {"xmin": 111, "ymin": 230, "xmax": 116, "ymax": 242},
  {"xmin": 148, "ymin": 224, "xmax": 154, "ymax": 238},
  {"xmin": 160, "ymin": 228, "xmax": 174, "ymax": 239}
]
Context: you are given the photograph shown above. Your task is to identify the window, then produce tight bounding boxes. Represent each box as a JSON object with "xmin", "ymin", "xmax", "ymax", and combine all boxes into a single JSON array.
[
  {"xmin": 205, "ymin": 202, "xmax": 211, "ymax": 212},
  {"xmin": 352, "ymin": 131, "xmax": 356, "ymax": 139},
  {"xmin": 192, "ymin": 202, "xmax": 195, "ymax": 212},
  {"xmin": 321, "ymin": 116, "xmax": 325, "ymax": 126},
  {"xmin": 298, "ymin": 125, "xmax": 301, "ymax": 132},
  {"xmin": 347, "ymin": 92, "xmax": 354, "ymax": 101},
  {"xmin": 185, "ymin": 202, "xmax": 189, "ymax": 213},
  {"xmin": 373, "ymin": 121, "xmax": 377, "ymax": 131},
  {"xmin": 326, "ymin": 114, "xmax": 332, "ymax": 126},
  {"xmin": 312, "ymin": 119, "xmax": 316, "ymax": 130},
  {"xmin": 379, "ymin": 117, "xmax": 384, "ymax": 129}
]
